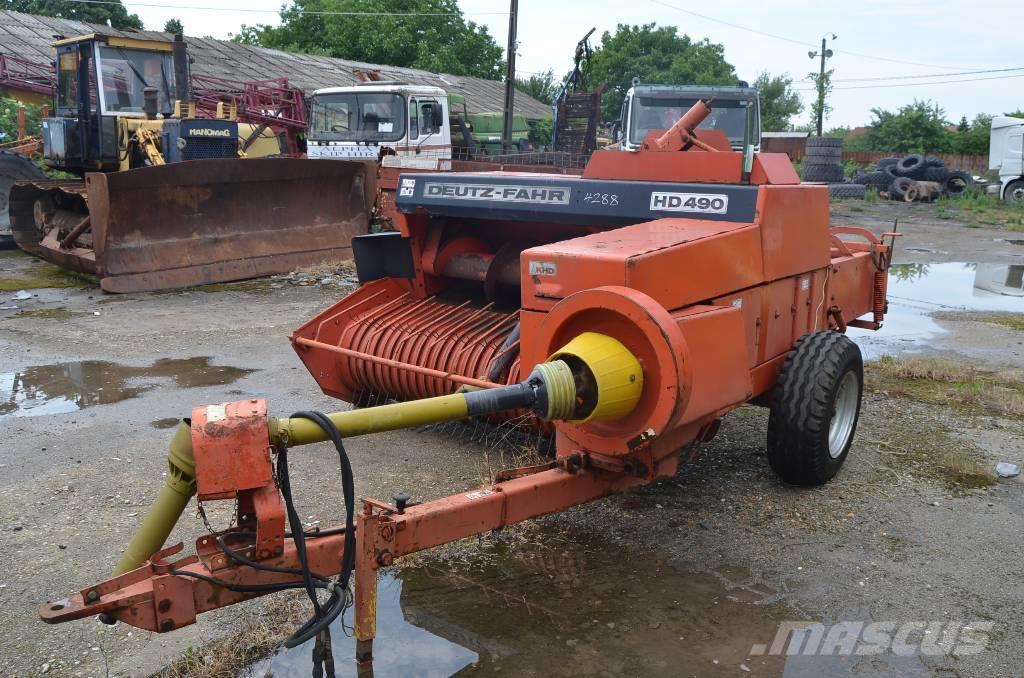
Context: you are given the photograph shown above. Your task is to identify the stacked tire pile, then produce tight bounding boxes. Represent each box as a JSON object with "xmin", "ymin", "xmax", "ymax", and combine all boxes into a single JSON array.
[
  {"xmin": 853, "ymin": 155, "xmax": 973, "ymax": 201},
  {"xmin": 801, "ymin": 137, "xmax": 867, "ymax": 199}
]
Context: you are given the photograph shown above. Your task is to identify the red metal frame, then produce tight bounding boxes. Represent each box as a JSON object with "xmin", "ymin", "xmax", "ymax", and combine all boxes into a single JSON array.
[
  {"xmin": 189, "ymin": 74, "xmax": 307, "ymax": 155},
  {"xmin": 0, "ymin": 53, "xmax": 55, "ymax": 97}
]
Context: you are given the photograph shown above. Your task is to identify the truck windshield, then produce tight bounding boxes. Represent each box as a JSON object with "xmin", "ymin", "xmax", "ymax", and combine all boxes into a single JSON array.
[
  {"xmin": 97, "ymin": 46, "xmax": 174, "ymax": 116},
  {"xmin": 630, "ymin": 96, "xmax": 753, "ymax": 146},
  {"xmin": 310, "ymin": 93, "xmax": 407, "ymax": 143}
]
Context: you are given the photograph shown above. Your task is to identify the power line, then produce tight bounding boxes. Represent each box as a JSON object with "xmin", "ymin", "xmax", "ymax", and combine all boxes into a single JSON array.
[
  {"xmin": 49, "ymin": 0, "xmax": 509, "ymax": 16},
  {"xmin": 797, "ymin": 66, "xmax": 1024, "ymax": 84},
  {"xmin": 831, "ymin": 66, "xmax": 1024, "ymax": 83},
  {"xmin": 647, "ymin": 0, "xmax": 814, "ymax": 48},
  {"xmin": 646, "ymin": 0, "xmax": 978, "ymax": 72},
  {"xmin": 793, "ymin": 72, "xmax": 1024, "ymax": 91}
]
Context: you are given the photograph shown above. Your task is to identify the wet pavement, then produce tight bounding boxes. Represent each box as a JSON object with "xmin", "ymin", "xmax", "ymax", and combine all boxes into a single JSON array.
[
  {"xmin": 849, "ymin": 262, "xmax": 1024, "ymax": 358},
  {"xmin": 0, "ymin": 357, "xmax": 254, "ymax": 418}
]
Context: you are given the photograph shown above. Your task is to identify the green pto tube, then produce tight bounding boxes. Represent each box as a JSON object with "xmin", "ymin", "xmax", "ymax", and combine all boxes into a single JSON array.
[
  {"xmin": 112, "ymin": 421, "xmax": 196, "ymax": 576},
  {"xmin": 111, "ymin": 332, "xmax": 643, "ymax": 576}
]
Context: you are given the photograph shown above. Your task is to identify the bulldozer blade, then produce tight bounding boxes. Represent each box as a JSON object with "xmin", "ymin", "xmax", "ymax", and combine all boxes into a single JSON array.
[{"xmin": 12, "ymin": 158, "xmax": 376, "ymax": 293}]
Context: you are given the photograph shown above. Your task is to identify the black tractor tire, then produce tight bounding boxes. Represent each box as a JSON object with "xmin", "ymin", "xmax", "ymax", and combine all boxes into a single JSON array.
[
  {"xmin": 894, "ymin": 154, "xmax": 926, "ymax": 177},
  {"xmin": 829, "ymin": 183, "xmax": 867, "ymax": 199},
  {"xmin": 806, "ymin": 136, "xmax": 844, "ymax": 148},
  {"xmin": 804, "ymin": 146, "xmax": 843, "ymax": 161},
  {"xmin": 881, "ymin": 164, "xmax": 901, "ymax": 180},
  {"xmin": 0, "ymin": 151, "xmax": 48, "ymax": 249},
  {"xmin": 922, "ymin": 155, "xmax": 945, "ymax": 169},
  {"xmin": 861, "ymin": 170, "xmax": 891, "ymax": 187},
  {"xmin": 874, "ymin": 157, "xmax": 900, "ymax": 170},
  {"xmin": 802, "ymin": 163, "xmax": 845, "ymax": 183},
  {"xmin": 889, "ymin": 176, "xmax": 913, "ymax": 200},
  {"xmin": 767, "ymin": 332, "xmax": 864, "ymax": 486},
  {"xmin": 944, "ymin": 170, "xmax": 972, "ymax": 196},
  {"xmin": 1005, "ymin": 179, "xmax": 1024, "ymax": 204},
  {"xmin": 922, "ymin": 166, "xmax": 951, "ymax": 182}
]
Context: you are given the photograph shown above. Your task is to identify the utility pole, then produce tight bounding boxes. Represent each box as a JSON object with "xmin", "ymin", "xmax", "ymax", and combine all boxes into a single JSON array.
[
  {"xmin": 502, "ymin": 0, "xmax": 518, "ymax": 152},
  {"xmin": 808, "ymin": 33, "xmax": 836, "ymax": 136}
]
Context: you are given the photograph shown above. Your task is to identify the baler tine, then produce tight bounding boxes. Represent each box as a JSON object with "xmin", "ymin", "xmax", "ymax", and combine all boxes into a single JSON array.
[{"xmin": 40, "ymin": 333, "xmax": 647, "ymax": 663}]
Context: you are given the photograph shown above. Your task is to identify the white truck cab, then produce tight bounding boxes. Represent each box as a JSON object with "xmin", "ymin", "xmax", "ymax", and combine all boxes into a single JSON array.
[
  {"xmin": 615, "ymin": 82, "xmax": 760, "ymax": 153},
  {"xmin": 989, "ymin": 116, "xmax": 1024, "ymax": 203},
  {"xmin": 307, "ymin": 82, "xmax": 452, "ymax": 169}
]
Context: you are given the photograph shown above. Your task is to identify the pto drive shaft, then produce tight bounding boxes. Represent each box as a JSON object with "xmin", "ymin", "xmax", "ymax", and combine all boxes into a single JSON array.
[{"xmin": 112, "ymin": 332, "xmax": 643, "ymax": 577}]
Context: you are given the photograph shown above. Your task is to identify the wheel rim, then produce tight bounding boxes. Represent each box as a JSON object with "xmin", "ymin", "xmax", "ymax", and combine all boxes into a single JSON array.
[
  {"xmin": 828, "ymin": 371, "xmax": 859, "ymax": 458},
  {"xmin": 1011, "ymin": 185, "xmax": 1024, "ymax": 203}
]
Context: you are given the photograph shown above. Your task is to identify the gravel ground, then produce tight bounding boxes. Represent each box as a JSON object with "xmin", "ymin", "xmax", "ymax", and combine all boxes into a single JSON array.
[{"xmin": 1, "ymin": 201, "xmax": 1022, "ymax": 677}]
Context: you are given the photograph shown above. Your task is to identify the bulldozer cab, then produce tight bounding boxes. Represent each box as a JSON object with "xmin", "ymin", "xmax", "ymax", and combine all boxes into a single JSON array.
[{"xmin": 46, "ymin": 34, "xmax": 184, "ymax": 172}]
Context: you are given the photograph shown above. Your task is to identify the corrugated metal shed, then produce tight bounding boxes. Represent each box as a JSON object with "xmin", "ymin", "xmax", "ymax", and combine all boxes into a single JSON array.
[{"xmin": 0, "ymin": 9, "xmax": 552, "ymax": 119}]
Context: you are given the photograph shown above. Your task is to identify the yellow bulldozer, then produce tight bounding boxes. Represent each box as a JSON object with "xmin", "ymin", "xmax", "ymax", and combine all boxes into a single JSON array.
[{"xmin": 6, "ymin": 33, "xmax": 374, "ymax": 293}]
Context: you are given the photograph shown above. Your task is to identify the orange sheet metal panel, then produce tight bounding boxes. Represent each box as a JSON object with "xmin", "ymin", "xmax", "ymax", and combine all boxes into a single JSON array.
[
  {"xmin": 829, "ymin": 253, "xmax": 875, "ymax": 323},
  {"xmin": 673, "ymin": 305, "xmax": 752, "ymax": 425},
  {"xmin": 710, "ymin": 286, "xmax": 763, "ymax": 367},
  {"xmin": 521, "ymin": 218, "xmax": 765, "ymax": 312},
  {"xmin": 709, "ymin": 270, "xmax": 831, "ymax": 369},
  {"xmin": 756, "ymin": 185, "xmax": 831, "ymax": 282},
  {"xmin": 582, "ymin": 148, "xmax": 743, "ymax": 183},
  {"xmin": 191, "ymin": 399, "xmax": 272, "ymax": 501},
  {"xmin": 749, "ymin": 153, "xmax": 801, "ymax": 185}
]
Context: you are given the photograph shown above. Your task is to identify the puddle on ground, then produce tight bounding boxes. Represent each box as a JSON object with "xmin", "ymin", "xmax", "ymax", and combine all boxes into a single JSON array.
[
  {"xmin": 150, "ymin": 417, "xmax": 182, "ymax": 429},
  {"xmin": 249, "ymin": 531, "xmax": 790, "ymax": 677},
  {"xmin": 0, "ymin": 357, "xmax": 255, "ymax": 418},
  {"xmin": 248, "ymin": 530, "xmax": 929, "ymax": 677},
  {"xmin": 850, "ymin": 262, "xmax": 1024, "ymax": 358}
]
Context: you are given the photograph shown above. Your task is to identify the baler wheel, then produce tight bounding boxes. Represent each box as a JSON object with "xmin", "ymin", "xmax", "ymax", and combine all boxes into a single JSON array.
[{"xmin": 766, "ymin": 332, "xmax": 864, "ymax": 486}]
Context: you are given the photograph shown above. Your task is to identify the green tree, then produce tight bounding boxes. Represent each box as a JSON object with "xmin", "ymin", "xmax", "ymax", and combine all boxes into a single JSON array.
[
  {"xmin": 949, "ymin": 114, "xmax": 992, "ymax": 155},
  {"xmin": 233, "ymin": 0, "xmax": 504, "ymax": 80},
  {"xmin": 163, "ymin": 18, "xmax": 184, "ymax": 35},
  {"xmin": 754, "ymin": 72, "xmax": 802, "ymax": 132},
  {"xmin": 858, "ymin": 100, "xmax": 951, "ymax": 153},
  {"xmin": 0, "ymin": 98, "xmax": 42, "ymax": 141},
  {"xmin": 587, "ymin": 23, "xmax": 737, "ymax": 120},
  {"xmin": 527, "ymin": 116, "xmax": 553, "ymax": 148},
  {"xmin": 516, "ymin": 69, "xmax": 559, "ymax": 106},
  {"xmin": 0, "ymin": 0, "xmax": 142, "ymax": 29},
  {"xmin": 1005, "ymin": 109, "xmax": 1024, "ymax": 119},
  {"xmin": 807, "ymin": 68, "xmax": 833, "ymax": 133}
]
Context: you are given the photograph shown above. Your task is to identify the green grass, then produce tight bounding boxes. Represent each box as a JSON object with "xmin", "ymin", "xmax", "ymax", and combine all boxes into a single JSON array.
[
  {"xmin": 10, "ymin": 306, "xmax": 79, "ymax": 320},
  {"xmin": 0, "ymin": 264, "xmax": 95, "ymax": 291},
  {"xmin": 868, "ymin": 355, "xmax": 1024, "ymax": 418},
  {"xmin": 957, "ymin": 312, "xmax": 1024, "ymax": 332},
  {"xmin": 937, "ymin": 190, "xmax": 1024, "ymax": 229}
]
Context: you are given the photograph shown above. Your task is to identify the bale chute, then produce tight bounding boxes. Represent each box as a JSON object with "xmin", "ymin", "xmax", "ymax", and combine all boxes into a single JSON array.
[{"xmin": 10, "ymin": 158, "xmax": 377, "ymax": 293}]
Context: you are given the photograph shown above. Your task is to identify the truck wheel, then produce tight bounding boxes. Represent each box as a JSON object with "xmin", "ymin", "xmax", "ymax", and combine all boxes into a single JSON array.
[
  {"xmin": 766, "ymin": 332, "xmax": 863, "ymax": 486},
  {"xmin": 1004, "ymin": 180, "xmax": 1024, "ymax": 204}
]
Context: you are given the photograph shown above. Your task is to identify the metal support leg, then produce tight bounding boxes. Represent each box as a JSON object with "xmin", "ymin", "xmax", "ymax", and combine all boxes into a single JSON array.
[{"xmin": 355, "ymin": 509, "xmax": 379, "ymax": 668}]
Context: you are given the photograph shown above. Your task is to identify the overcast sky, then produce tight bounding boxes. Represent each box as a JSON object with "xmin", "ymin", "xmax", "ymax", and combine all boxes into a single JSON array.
[{"xmin": 130, "ymin": 0, "xmax": 1023, "ymax": 128}]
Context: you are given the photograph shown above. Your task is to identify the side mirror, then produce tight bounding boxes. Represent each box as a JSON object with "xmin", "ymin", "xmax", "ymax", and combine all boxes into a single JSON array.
[{"xmin": 432, "ymin": 106, "xmax": 444, "ymax": 128}]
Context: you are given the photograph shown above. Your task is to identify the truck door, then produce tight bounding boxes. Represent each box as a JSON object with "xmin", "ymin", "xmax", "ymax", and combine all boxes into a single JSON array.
[{"xmin": 409, "ymin": 97, "xmax": 451, "ymax": 160}]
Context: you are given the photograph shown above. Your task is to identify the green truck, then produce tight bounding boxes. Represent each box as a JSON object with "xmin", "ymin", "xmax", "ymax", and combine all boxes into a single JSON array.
[{"xmin": 447, "ymin": 93, "xmax": 531, "ymax": 154}]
